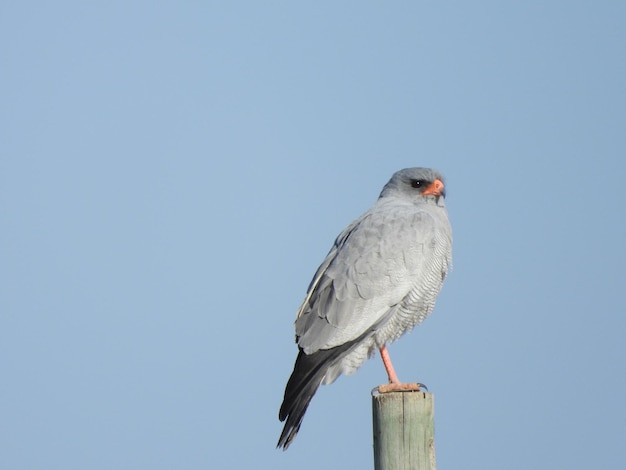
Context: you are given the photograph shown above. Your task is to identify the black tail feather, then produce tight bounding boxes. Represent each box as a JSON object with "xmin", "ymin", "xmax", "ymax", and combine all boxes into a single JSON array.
[{"xmin": 277, "ymin": 341, "xmax": 356, "ymax": 450}]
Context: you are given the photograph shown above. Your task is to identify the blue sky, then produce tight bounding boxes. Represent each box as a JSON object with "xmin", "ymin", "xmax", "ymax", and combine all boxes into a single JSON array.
[{"xmin": 2, "ymin": 1, "xmax": 625, "ymax": 469}]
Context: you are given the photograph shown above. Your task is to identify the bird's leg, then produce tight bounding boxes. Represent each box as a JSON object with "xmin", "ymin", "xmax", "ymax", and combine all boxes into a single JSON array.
[
  {"xmin": 379, "ymin": 344, "xmax": 400, "ymax": 384},
  {"xmin": 376, "ymin": 344, "xmax": 424, "ymax": 393}
]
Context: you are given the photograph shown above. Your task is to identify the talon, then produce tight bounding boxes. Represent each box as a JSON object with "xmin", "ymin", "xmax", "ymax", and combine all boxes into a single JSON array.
[{"xmin": 377, "ymin": 382, "xmax": 424, "ymax": 393}]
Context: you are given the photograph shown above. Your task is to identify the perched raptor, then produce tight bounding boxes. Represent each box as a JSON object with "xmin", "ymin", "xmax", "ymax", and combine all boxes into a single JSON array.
[{"xmin": 277, "ymin": 167, "xmax": 453, "ymax": 450}]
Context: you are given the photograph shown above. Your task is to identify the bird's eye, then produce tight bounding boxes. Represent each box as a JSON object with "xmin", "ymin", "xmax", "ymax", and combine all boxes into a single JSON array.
[{"xmin": 411, "ymin": 179, "xmax": 427, "ymax": 189}]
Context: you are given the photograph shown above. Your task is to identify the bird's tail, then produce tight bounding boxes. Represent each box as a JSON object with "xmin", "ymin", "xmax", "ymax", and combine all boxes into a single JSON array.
[{"xmin": 277, "ymin": 341, "xmax": 357, "ymax": 450}]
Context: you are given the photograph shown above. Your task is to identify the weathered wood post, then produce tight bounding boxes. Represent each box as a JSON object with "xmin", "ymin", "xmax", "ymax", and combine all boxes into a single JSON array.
[{"xmin": 372, "ymin": 391, "xmax": 436, "ymax": 470}]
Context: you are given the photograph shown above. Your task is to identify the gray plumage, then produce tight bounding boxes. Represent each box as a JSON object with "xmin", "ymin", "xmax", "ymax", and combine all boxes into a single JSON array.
[{"xmin": 278, "ymin": 167, "xmax": 453, "ymax": 450}]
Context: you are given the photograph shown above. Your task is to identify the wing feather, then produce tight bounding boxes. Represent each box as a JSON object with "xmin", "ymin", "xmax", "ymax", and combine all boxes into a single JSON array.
[{"xmin": 295, "ymin": 198, "xmax": 450, "ymax": 354}]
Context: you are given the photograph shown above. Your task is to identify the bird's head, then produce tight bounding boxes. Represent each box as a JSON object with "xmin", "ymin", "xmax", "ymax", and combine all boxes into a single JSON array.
[{"xmin": 379, "ymin": 167, "xmax": 446, "ymax": 201}]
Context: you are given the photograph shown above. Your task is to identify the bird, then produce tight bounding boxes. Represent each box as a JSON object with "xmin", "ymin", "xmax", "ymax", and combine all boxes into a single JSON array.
[{"xmin": 277, "ymin": 167, "xmax": 453, "ymax": 450}]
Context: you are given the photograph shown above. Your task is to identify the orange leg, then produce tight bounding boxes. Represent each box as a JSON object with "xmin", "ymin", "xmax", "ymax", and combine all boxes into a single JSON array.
[
  {"xmin": 376, "ymin": 344, "xmax": 423, "ymax": 393},
  {"xmin": 379, "ymin": 344, "xmax": 400, "ymax": 384}
]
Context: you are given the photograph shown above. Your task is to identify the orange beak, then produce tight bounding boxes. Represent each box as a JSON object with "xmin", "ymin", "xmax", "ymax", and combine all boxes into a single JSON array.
[{"xmin": 422, "ymin": 179, "xmax": 444, "ymax": 197}]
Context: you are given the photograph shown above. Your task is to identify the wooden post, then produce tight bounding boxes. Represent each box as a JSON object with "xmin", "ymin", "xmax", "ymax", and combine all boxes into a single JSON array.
[{"xmin": 372, "ymin": 391, "xmax": 436, "ymax": 470}]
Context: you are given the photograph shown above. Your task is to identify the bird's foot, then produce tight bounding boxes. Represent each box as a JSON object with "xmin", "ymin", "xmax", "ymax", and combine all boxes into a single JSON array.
[{"xmin": 374, "ymin": 382, "xmax": 427, "ymax": 394}]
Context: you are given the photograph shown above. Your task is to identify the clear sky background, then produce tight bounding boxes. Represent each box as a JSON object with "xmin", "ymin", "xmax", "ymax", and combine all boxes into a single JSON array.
[{"xmin": 2, "ymin": 1, "xmax": 625, "ymax": 469}]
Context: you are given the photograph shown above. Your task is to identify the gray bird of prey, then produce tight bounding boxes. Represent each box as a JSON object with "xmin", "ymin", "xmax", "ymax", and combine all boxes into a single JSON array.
[{"xmin": 277, "ymin": 167, "xmax": 453, "ymax": 450}]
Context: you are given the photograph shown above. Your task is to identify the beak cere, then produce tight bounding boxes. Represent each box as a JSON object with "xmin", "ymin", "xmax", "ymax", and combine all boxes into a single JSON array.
[{"xmin": 422, "ymin": 179, "xmax": 444, "ymax": 197}]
